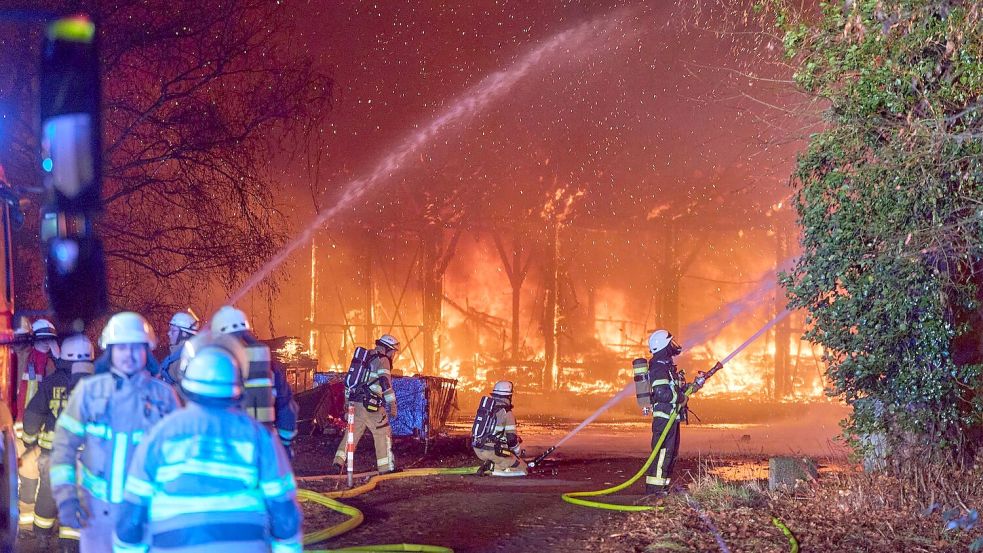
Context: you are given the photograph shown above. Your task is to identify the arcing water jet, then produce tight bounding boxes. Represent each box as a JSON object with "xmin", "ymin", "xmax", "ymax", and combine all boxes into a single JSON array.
[
  {"xmin": 529, "ymin": 271, "xmax": 793, "ymax": 466},
  {"xmin": 229, "ymin": 11, "xmax": 632, "ymax": 304}
]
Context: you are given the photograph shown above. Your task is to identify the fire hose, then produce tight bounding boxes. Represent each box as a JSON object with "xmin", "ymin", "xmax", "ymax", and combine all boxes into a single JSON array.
[
  {"xmin": 299, "ymin": 466, "xmax": 478, "ymax": 552},
  {"xmin": 556, "ymin": 310, "xmax": 800, "ymax": 552}
]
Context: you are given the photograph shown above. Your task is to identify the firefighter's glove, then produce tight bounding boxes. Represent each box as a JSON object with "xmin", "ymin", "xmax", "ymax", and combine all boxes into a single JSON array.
[
  {"xmin": 57, "ymin": 497, "xmax": 88, "ymax": 529},
  {"xmin": 388, "ymin": 404, "xmax": 398, "ymax": 420},
  {"xmin": 642, "ymin": 406, "xmax": 651, "ymax": 417}
]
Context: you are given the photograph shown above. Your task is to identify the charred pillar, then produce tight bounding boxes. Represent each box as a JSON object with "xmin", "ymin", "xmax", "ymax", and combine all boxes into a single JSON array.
[
  {"xmin": 493, "ymin": 230, "xmax": 533, "ymax": 363},
  {"xmin": 658, "ymin": 222, "xmax": 681, "ymax": 333},
  {"xmin": 420, "ymin": 224, "xmax": 462, "ymax": 375},
  {"xmin": 543, "ymin": 222, "xmax": 560, "ymax": 391},
  {"xmin": 308, "ymin": 231, "xmax": 320, "ymax": 362}
]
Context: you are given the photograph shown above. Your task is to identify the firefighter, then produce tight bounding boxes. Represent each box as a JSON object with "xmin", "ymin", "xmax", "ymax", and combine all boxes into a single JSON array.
[
  {"xmin": 472, "ymin": 381, "xmax": 527, "ymax": 477},
  {"xmin": 22, "ymin": 334, "xmax": 94, "ymax": 552},
  {"xmin": 16, "ymin": 319, "xmax": 58, "ymax": 531},
  {"xmin": 10, "ymin": 318, "xmax": 33, "ymax": 421},
  {"xmin": 50, "ymin": 312, "xmax": 179, "ymax": 553},
  {"xmin": 641, "ymin": 330, "xmax": 687, "ymax": 496},
  {"xmin": 159, "ymin": 310, "xmax": 200, "ymax": 386},
  {"xmin": 211, "ymin": 306, "xmax": 298, "ymax": 456},
  {"xmin": 17, "ymin": 319, "xmax": 59, "ymax": 419},
  {"xmin": 114, "ymin": 332, "xmax": 303, "ymax": 552},
  {"xmin": 330, "ymin": 334, "xmax": 400, "ymax": 475}
]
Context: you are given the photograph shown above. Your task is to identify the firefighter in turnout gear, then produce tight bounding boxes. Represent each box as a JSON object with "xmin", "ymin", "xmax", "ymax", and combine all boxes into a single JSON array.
[
  {"xmin": 17, "ymin": 319, "xmax": 59, "ymax": 419},
  {"xmin": 472, "ymin": 381, "xmax": 527, "ymax": 477},
  {"xmin": 159, "ymin": 310, "xmax": 200, "ymax": 386},
  {"xmin": 331, "ymin": 334, "xmax": 400, "ymax": 475},
  {"xmin": 639, "ymin": 330, "xmax": 687, "ymax": 495},
  {"xmin": 114, "ymin": 332, "xmax": 303, "ymax": 553},
  {"xmin": 50, "ymin": 313, "xmax": 179, "ymax": 553},
  {"xmin": 211, "ymin": 306, "xmax": 298, "ymax": 456},
  {"xmin": 22, "ymin": 334, "xmax": 94, "ymax": 551}
]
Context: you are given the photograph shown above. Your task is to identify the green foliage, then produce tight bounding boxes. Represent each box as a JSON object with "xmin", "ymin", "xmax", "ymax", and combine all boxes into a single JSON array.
[{"xmin": 771, "ymin": 1, "xmax": 983, "ymax": 454}]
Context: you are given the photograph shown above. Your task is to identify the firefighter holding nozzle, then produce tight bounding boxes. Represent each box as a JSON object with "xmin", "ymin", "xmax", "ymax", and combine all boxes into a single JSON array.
[
  {"xmin": 471, "ymin": 381, "xmax": 528, "ymax": 477},
  {"xmin": 635, "ymin": 330, "xmax": 689, "ymax": 496}
]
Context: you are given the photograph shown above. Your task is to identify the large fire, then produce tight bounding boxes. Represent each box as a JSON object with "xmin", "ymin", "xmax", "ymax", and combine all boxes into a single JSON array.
[{"xmin": 305, "ymin": 224, "xmax": 826, "ymax": 403}]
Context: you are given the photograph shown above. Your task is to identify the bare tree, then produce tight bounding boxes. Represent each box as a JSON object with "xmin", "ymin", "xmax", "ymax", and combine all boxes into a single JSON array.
[{"xmin": 0, "ymin": 0, "xmax": 332, "ymax": 320}]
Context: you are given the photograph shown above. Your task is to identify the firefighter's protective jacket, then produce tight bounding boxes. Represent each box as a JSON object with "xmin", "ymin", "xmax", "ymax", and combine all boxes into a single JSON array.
[
  {"xmin": 17, "ymin": 349, "xmax": 54, "ymax": 419},
  {"xmin": 647, "ymin": 357, "xmax": 685, "ymax": 417},
  {"xmin": 113, "ymin": 402, "xmax": 302, "ymax": 553},
  {"xmin": 50, "ymin": 369, "xmax": 179, "ymax": 510},
  {"xmin": 22, "ymin": 362, "xmax": 72, "ymax": 450},
  {"xmin": 475, "ymin": 397, "xmax": 520, "ymax": 450},
  {"xmin": 366, "ymin": 354, "xmax": 397, "ymax": 407}
]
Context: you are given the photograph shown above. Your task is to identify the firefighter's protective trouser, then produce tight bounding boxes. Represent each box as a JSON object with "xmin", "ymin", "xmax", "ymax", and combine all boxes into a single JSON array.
[
  {"xmin": 473, "ymin": 446, "xmax": 528, "ymax": 475},
  {"xmin": 645, "ymin": 412, "xmax": 680, "ymax": 493},
  {"xmin": 17, "ymin": 446, "xmax": 39, "ymax": 527},
  {"xmin": 333, "ymin": 402, "xmax": 394, "ymax": 473}
]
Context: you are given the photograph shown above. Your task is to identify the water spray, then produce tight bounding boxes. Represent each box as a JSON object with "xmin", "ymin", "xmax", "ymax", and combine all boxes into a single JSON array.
[
  {"xmin": 228, "ymin": 12, "xmax": 631, "ymax": 304},
  {"xmin": 529, "ymin": 307, "xmax": 793, "ymax": 468}
]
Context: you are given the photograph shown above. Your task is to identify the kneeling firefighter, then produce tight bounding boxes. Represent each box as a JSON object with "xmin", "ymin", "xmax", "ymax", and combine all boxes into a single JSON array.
[
  {"xmin": 114, "ymin": 332, "xmax": 302, "ymax": 552},
  {"xmin": 635, "ymin": 330, "xmax": 688, "ymax": 495},
  {"xmin": 471, "ymin": 381, "xmax": 527, "ymax": 477}
]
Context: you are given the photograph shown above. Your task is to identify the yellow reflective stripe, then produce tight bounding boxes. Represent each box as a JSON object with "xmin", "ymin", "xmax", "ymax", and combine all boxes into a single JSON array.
[
  {"xmin": 59, "ymin": 526, "xmax": 81, "ymax": 539},
  {"xmin": 653, "ymin": 411, "xmax": 672, "ymax": 419},
  {"xmin": 50, "ymin": 464, "xmax": 77, "ymax": 487},
  {"xmin": 244, "ymin": 378, "xmax": 273, "ymax": 388},
  {"xmin": 56, "ymin": 413, "xmax": 85, "ymax": 437},
  {"xmin": 633, "ymin": 367, "xmax": 648, "ymax": 375},
  {"xmin": 111, "ymin": 432, "xmax": 129, "ymax": 503},
  {"xmin": 80, "ymin": 465, "xmax": 109, "ymax": 501},
  {"xmin": 272, "ymin": 538, "xmax": 302, "ymax": 553},
  {"xmin": 649, "ymin": 379, "xmax": 671, "ymax": 386},
  {"xmin": 19, "ymin": 512, "xmax": 35, "ymax": 525},
  {"xmin": 34, "ymin": 515, "xmax": 56, "ymax": 529},
  {"xmin": 22, "ymin": 433, "xmax": 37, "ymax": 444},
  {"xmin": 85, "ymin": 422, "xmax": 112, "ymax": 440},
  {"xmin": 376, "ymin": 458, "xmax": 390, "ymax": 467},
  {"xmin": 156, "ymin": 459, "xmax": 258, "ymax": 487},
  {"xmin": 161, "ymin": 437, "xmax": 255, "ymax": 466},
  {"xmin": 248, "ymin": 406, "xmax": 275, "ymax": 423},
  {"xmin": 124, "ymin": 475, "xmax": 156, "ymax": 499},
  {"xmin": 260, "ymin": 475, "xmax": 296, "ymax": 499},
  {"xmin": 503, "ymin": 425, "xmax": 516, "ymax": 431},
  {"xmin": 645, "ymin": 475, "xmax": 670, "ymax": 486},
  {"xmin": 112, "ymin": 536, "xmax": 149, "ymax": 553},
  {"xmin": 149, "ymin": 490, "xmax": 265, "ymax": 522},
  {"xmin": 38, "ymin": 431, "xmax": 55, "ymax": 449}
]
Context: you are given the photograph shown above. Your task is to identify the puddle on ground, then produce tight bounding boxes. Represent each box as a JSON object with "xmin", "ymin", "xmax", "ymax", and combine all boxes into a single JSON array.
[{"xmin": 709, "ymin": 461, "xmax": 851, "ymax": 482}]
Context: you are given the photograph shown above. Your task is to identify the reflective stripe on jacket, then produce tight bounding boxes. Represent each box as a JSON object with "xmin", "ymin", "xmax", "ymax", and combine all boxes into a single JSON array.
[
  {"xmin": 367, "ymin": 354, "xmax": 396, "ymax": 405},
  {"xmin": 50, "ymin": 370, "xmax": 179, "ymax": 507},
  {"xmin": 116, "ymin": 402, "xmax": 302, "ymax": 552},
  {"xmin": 648, "ymin": 357, "xmax": 682, "ymax": 416}
]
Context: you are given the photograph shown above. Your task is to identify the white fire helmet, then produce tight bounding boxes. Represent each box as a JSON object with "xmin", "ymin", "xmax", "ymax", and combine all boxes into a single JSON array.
[
  {"xmin": 648, "ymin": 329, "xmax": 680, "ymax": 355},
  {"xmin": 99, "ymin": 312, "xmax": 158, "ymax": 350},
  {"xmin": 61, "ymin": 334, "xmax": 95, "ymax": 361},
  {"xmin": 31, "ymin": 319, "xmax": 57, "ymax": 340},
  {"xmin": 179, "ymin": 333, "xmax": 247, "ymax": 401},
  {"xmin": 376, "ymin": 334, "xmax": 400, "ymax": 351},
  {"xmin": 169, "ymin": 310, "xmax": 200, "ymax": 335},
  {"xmin": 211, "ymin": 306, "xmax": 250, "ymax": 335},
  {"xmin": 491, "ymin": 380, "xmax": 514, "ymax": 399}
]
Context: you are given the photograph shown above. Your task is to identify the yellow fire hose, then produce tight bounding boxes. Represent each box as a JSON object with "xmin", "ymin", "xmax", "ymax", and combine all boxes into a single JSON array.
[
  {"xmin": 561, "ymin": 386, "xmax": 800, "ymax": 552},
  {"xmin": 299, "ymin": 466, "xmax": 479, "ymax": 552}
]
